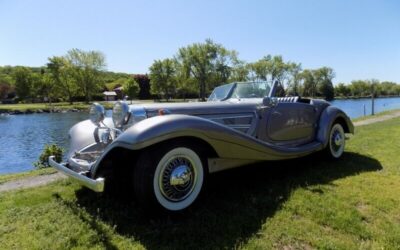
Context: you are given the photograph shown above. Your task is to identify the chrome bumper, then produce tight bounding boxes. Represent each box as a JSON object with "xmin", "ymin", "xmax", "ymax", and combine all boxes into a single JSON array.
[{"xmin": 48, "ymin": 156, "xmax": 105, "ymax": 192}]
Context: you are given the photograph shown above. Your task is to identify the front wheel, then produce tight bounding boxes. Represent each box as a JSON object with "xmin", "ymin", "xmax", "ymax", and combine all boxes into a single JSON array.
[
  {"xmin": 133, "ymin": 144, "xmax": 205, "ymax": 212},
  {"xmin": 324, "ymin": 123, "xmax": 346, "ymax": 159}
]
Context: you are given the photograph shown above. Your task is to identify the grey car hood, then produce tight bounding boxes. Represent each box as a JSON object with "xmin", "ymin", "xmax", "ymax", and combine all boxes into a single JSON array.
[{"xmin": 132, "ymin": 99, "xmax": 261, "ymax": 117}]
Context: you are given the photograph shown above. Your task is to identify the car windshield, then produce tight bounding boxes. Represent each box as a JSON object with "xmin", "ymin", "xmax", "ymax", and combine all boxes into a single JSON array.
[
  {"xmin": 208, "ymin": 82, "xmax": 272, "ymax": 101},
  {"xmin": 208, "ymin": 83, "xmax": 234, "ymax": 101},
  {"xmin": 232, "ymin": 82, "xmax": 271, "ymax": 99}
]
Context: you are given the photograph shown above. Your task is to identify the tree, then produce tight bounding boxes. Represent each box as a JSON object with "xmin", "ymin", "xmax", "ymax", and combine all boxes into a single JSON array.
[
  {"xmin": 13, "ymin": 67, "xmax": 33, "ymax": 101},
  {"xmin": 32, "ymin": 72, "xmax": 59, "ymax": 104},
  {"xmin": 269, "ymin": 56, "xmax": 289, "ymax": 96},
  {"xmin": 299, "ymin": 69, "xmax": 316, "ymax": 97},
  {"xmin": 335, "ymin": 83, "xmax": 351, "ymax": 97},
  {"xmin": 176, "ymin": 39, "xmax": 237, "ymax": 101},
  {"xmin": 230, "ymin": 59, "xmax": 249, "ymax": 82},
  {"xmin": 66, "ymin": 49, "xmax": 106, "ymax": 102},
  {"xmin": 30, "ymin": 72, "xmax": 45, "ymax": 100},
  {"xmin": 248, "ymin": 55, "xmax": 270, "ymax": 81},
  {"xmin": 248, "ymin": 55, "xmax": 300, "ymax": 97},
  {"xmin": 105, "ymin": 77, "xmax": 128, "ymax": 91},
  {"xmin": 349, "ymin": 80, "xmax": 370, "ymax": 97},
  {"xmin": 0, "ymin": 82, "xmax": 11, "ymax": 99},
  {"xmin": 149, "ymin": 58, "xmax": 177, "ymax": 100},
  {"xmin": 367, "ymin": 79, "xmax": 379, "ymax": 97},
  {"xmin": 0, "ymin": 74, "xmax": 13, "ymax": 99},
  {"xmin": 209, "ymin": 49, "xmax": 238, "ymax": 90},
  {"xmin": 379, "ymin": 81, "xmax": 397, "ymax": 96},
  {"xmin": 133, "ymin": 74, "xmax": 151, "ymax": 99},
  {"xmin": 287, "ymin": 63, "xmax": 302, "ymax": 95},
  {"xmin": 123, "ymin": 78, "xmax": 139, "ymax": 102},
  {"xmin": 47, "ymin": 56, "xmax": 78, "ymax": 104},
  {"xmin": 314, "ymin": 67, "xmax": 335, "ymax": 100},
  {"xmin": 175, "ymin": 66, "xmax": 198, "ymax": 99}
]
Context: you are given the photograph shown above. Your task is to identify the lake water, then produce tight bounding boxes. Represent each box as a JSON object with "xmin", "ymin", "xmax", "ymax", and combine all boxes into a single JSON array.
[
  {"xmin": 0, "ymin": 112, "xmax": 87, "ymax": 174},
  {"xmin": 330, "ymin": 97, "xmax": 400, "ymax": 119},
  {"xmin": 1, "ymin": 97, "xmax": 399, "ymax": 174}
]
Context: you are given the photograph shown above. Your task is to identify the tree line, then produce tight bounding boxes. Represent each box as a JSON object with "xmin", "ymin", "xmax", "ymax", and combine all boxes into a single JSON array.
[
  {"xmin": 0, "ymin": 49, "xmax": 142, "ymax": 104},
  {"xmin": 1, "ymin": 40, "xmax": 400, "ymax": 103},
  {"xmin": 335, "ymin": 80, "xmax": 400, "ymax": 98},
  {"xmin": 148, "ymin": 40, "xmax": 338, "ymax": 100}
]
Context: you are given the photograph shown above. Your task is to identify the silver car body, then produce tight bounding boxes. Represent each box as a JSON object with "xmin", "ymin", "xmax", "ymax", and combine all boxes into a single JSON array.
[{"xmin": 49, "ymin": 82, "xmax": 354, "ymax": 192}]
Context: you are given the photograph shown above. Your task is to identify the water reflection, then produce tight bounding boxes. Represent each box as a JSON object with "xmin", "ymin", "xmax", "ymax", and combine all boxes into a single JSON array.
[{"xmin": 0, "ymin": 112, "xmax": 87, "ymax": 174}]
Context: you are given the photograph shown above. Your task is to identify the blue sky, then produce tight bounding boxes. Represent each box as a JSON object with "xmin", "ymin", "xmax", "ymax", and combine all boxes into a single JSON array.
[{"xmin": 0, "ymin": 0, "xmax": 399, "ymax": 83}]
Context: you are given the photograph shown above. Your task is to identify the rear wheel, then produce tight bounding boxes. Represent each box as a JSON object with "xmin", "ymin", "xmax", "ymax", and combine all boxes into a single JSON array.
[
  {"xmin": 133, "ymin": 143, "xmax": 205, "ymax": 212},
  {"xmin": 324, "ymin": 123, "xmax": 345, "ymax": 159}
]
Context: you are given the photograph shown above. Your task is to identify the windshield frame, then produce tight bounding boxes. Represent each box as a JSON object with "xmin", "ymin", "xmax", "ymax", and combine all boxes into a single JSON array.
[
  {"xmin": 208, "ymin": 81, "xmax": 274, "ymax": 101},
  {"xmin": 207, "ymin": 83, "xmax": 236, "ymax": 101}
]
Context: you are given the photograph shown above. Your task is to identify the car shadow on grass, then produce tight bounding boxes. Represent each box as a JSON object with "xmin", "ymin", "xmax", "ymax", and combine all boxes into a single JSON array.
[{"xmin": 70, "ymin": 152, "xmax": 382, "ymax": 249}]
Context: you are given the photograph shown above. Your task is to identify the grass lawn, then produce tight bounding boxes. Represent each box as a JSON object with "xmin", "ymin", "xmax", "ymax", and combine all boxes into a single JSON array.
[
  {"xmin": 1, "ymin": 117, "xmax": 400, "ymax": 249},
  {"xmin": 0, "ymin": 99, "xmax": 194, "ymax": 113},
  {"xmin": 352, "ymin": 108, "xmax": 399, "ymax": 121}
]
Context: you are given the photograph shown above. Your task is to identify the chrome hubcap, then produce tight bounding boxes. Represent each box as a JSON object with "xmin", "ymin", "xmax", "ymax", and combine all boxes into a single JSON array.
[
  {"xmin": 170, "ymin": 165, "xmax": 191, "ymax": 186},
  {"xmin": 334, "ymin": 133, "xmax": 342, "ymax": 146},
  {"xmin": 159, "ymin": 156, "xmax": 196, "ymax": 202},
  {"xmin": 331, "ymin": 129, "xmax": 343, "ymax": 153}
]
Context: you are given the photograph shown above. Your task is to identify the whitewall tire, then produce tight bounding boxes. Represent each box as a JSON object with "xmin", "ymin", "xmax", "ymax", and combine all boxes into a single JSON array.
[
  {"xmin": 133, "ymin": 143, "xmax": 205, "ymax": 212},
  {"xmin": 153, "ymin": 147, "xmax": 204, "ymax": 211},
  {"xmin": 328, "ymin": 123, "xmax": 345, "ymax": 158}
]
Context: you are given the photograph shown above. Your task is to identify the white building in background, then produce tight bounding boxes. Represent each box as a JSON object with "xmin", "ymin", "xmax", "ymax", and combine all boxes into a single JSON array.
[{"xmin": 103, "ymin": 91, "xmax": 117, "ymax": 101}]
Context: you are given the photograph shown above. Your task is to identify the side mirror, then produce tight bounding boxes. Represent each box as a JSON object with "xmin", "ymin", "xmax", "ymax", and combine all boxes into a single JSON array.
[{"xmin": 262, "ymin": 96, "xmax": 277, "ymax": 107}]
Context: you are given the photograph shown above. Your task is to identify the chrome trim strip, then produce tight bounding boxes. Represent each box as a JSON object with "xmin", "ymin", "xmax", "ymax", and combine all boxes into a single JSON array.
[
  {"xmin": 49, "ymin": 156, "xmax": 104, "ymax": 192},
  {"xmin": 201, "ymin": 112, "xmax": 256, "ymax": 134},
  {"xmin": 227, "ymin": 125, "xmax": 251, "ymax": 129},
  {"xmin": 204, "ymin": 114, "xmax": 254, "ymax": 120}
]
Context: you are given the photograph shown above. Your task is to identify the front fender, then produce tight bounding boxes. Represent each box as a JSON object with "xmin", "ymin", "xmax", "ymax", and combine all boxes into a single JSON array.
[
  {"xmin": 316, "ymin": 106, "xmax": 354, "ymax": 147},
  {"xmin": 112, "ymin": 114, "xmax": 233, "ymax": 151},
  {"xmin": 67, "ymin": 117, "xmax": 114, "ymax": 158},
  {"xmin": 91, "ymin": 114, "xmax": 326, "ymax": 177},
  {"xmin": 67, "ymin": 119, "xmax": 97, "ymax": 159}
]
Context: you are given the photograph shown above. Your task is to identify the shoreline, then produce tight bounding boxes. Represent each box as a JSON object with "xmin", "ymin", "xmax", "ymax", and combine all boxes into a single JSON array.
[
  {"xmin": 1, "ymin": 95, "xmax": 400, "ymax": 115},
  {"xmin": 0, "ymin": 108, "xmax": 85, "ymax": 115},
  {"xmin": 332, "ymin": 95, "xmax": 400, "ymax": 100},
  {"xmin": 1, "ymin": 108, "xmax": 400, "ymax": 181},
  {"xmin": 0, "ymin": 102, "xmax": 114, "ymax": 115}
]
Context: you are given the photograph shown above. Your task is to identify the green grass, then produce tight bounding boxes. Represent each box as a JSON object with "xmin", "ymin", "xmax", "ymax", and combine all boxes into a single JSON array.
[
  {"xmin": 0, "ymin": 102, "xmax": 114, "ymax": 112},
  {"xmin": 0, "ymin": 102, "xmax": 90, "ymax": 112},
  {"xmin": 0, "ymin": 99, "xmax": 194, "ymax": 113},
  {"xmin": 1, "ymin": 118, "xmax": 400, "ymax": 249},
  {"xmin": 352, "ymin": 108, "xmax": 400, "ymax": 122}
]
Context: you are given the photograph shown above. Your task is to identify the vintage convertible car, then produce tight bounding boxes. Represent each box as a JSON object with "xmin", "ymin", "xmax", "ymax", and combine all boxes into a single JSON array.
[{"xmin": 49, "ymin": 81, "xmax": 354, "ymax": 211}]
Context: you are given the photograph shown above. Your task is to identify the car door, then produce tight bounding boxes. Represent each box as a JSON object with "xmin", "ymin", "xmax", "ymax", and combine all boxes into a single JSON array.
[{"xmin": 264, "ymin": 102, "xmax": 317, "ymax": 145}]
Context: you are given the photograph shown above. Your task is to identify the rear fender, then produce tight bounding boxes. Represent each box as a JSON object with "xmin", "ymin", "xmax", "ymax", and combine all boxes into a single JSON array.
[{"xmin": 316, "ymin": 106, "xmax": 354, "ymax": 147}]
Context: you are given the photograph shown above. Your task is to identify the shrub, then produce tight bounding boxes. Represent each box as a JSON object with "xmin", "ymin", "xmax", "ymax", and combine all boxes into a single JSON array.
[{"xmin": 34, "ymin": 144, "xmax": 63, "ymax": 169}]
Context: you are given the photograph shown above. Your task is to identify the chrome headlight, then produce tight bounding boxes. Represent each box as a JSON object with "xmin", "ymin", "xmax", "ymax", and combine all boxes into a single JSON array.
[
  {"xmin": 89, "ymin": 103, "xmax": 105, "ymax": 126},
  {"xmin": 112, "ymin": 101, "xmax": 130, "ymax": 127}
]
